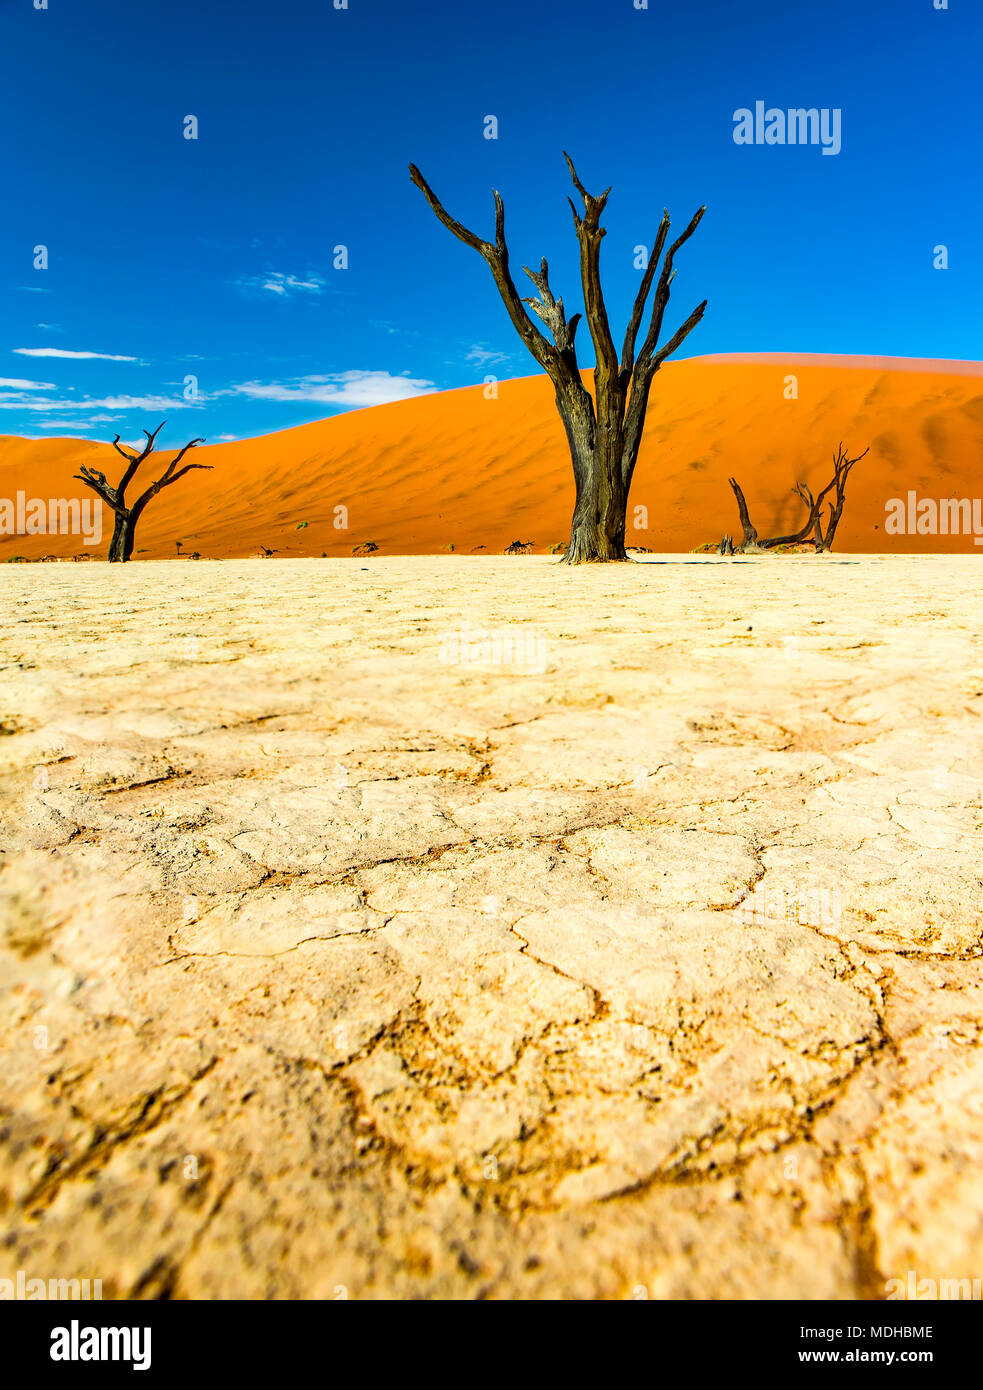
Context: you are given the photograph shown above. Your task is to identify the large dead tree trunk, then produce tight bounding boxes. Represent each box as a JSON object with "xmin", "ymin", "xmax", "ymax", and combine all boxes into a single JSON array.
[
  {"xmin": 727, "ymin": 478, "xmax": 759, "ymax": 550},
  {"xmin": 410, "ymin": 154, "xmax": 707, "ymax": 564},
  {"xmin": 723, "ymin": 444, "xmax": 868, "ymax": 554},
  {"xmin": 107, "ymin": 510, "xmax": 133, "ymax": 563},
  {"xmin": 75, "ymin": 422, "xmax": 209, "ymax": 562}
]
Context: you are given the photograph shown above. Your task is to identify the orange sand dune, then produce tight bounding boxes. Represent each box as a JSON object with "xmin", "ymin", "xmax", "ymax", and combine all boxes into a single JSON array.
[{"xmin": 2, "ymin": 354, "xmax": 982, "ymax": 559}]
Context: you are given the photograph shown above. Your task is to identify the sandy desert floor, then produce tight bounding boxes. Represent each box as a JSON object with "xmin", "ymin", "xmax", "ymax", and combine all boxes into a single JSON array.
[{"xmin": 1, "ymin": 554, "xmax": 982, "ymax": 1300}]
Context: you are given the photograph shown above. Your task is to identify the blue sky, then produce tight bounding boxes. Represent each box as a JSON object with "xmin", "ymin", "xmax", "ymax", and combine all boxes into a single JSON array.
[{"xmin": 2, "ymin": 0, "xmax": 979, "ymax": 442}]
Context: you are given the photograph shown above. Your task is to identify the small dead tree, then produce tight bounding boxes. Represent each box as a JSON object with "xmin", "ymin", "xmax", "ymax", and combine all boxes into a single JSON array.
[
  {"xmin": 75, "ymin": 423, "xmax": 208, "ymax": 562},
  {"xmin": 724, "ymin": 444, "xmax": 868, "ymax": 554},
  {"xmin": 820, "ymin": 442, "xmax": 868, "ymax": 551},
  {"xmin": 410, "ymin": 154, "xmax": 707, "ymax": 563}
]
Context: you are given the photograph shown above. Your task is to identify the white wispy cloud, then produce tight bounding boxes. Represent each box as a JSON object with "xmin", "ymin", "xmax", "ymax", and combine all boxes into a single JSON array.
[
  {"xmin": 91, "ymin": 395, "xmax": 199, "ymax": 411},
  {"xmin": 465, "ymin": 344, "xmax": 510, "ymax": 368},
  {"xmin": 237, "ymin": 272, "xmax": 327, "ymax": 298},
  {"xmin": 0, "ymin": 393, "xmax": 198, "ymax": 413},
  {"xmin": 228, "ymin": 370, "xmax": 437, "ymax": 409},
  {"xmin": 34, "ymin": 415, "xmax": 121, "ymax": 430},
  {"xmin": 0, "ymin": 393, "xmax": 57, "ymax": 409},
  {"xmin": 0, "ymin": 378, "xmax": 57, "ymax": 390},
  {"xmin": 14, "ymin": 347, "xmax": 138, "ymax": 361}
]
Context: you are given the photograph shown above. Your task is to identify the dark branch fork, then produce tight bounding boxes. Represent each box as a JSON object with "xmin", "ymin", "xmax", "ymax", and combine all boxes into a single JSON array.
[
  {"xmin": 410, "ymin": 154, "xmax": 707, "ymax": 562},
  {"xmin": 721, "ymin": 443, "xmax": 869, "ymax": 554},
  {"xmin": 74, "ymin": 420, "xmax": 210, "ymax": 562}
]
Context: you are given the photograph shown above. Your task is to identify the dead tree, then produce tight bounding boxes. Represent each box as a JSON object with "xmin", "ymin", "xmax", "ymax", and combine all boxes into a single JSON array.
[
  {"xmin": 727, "ymin": 474, "xmax": 823, "ymax": 550},
  {"xmin": 75, "ymin": 422, "xmax": 208, "ymax": 562},
  {"xmin": 410, "ymin": 155, "xmax": 706, "ymax": 563},
  {"xmin": 727, "ymin": 478, "xmax": 760, "ymax": 550},
  {"xmin": 724, "ymin": 444, "xmax": 868, "ymax": 554},
  {"xmin": 821, "ymin": 443, "xmax": 868, "ymax": 550}
]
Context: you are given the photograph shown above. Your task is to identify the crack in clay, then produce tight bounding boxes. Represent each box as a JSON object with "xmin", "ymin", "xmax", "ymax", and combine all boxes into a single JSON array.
[
  {"xmin": 6, "ymin": 555, "xmax": 982, "ymax": 1298},
  {"xmin": 21, "ymin": 1056, "xmax": 219, "ymax": 1214},
  {"xmin": 161, "ymin": 913, "xmax": 396, "ymax": 963}
]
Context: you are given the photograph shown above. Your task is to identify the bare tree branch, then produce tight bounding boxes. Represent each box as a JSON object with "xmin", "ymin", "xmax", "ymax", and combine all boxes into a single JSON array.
[
  {"xmin": 635, "ymin": 206, "xmax": 707, "ymax": 376},
  {"xmin": 411, "ymin": 152, "xmax": 707, "ymax": 563},
  {"xmin": 651, "ymin": 299, "xmax": 709, "ymax": 369},
  {"xmin": 158, "ymin": 462, "xmax": 212, "ymax": 489},
  {"xmin": 74, "ymin": 467, "xmax": 125, "ymax": 515},
  {"xmin": 153, "ymin": 438, "xmax": 206, "ymax": 487},
  {"xmin": 409, "ymin": 160, "xmax": 593, "ymax": 411},
  {"xmin": 111, "ymin": 436, "xmax": 138, "ymax": 462},
  {"xmin": 728, "ymin": 478, "xmax": 759, "ymax": 550},
  {"xmin": 521, "ymin": 259, "xmax": 581, "ymax": 354},
  {"xmin": 723, "ymin": 444, "xmax": 868, "ymax": 554},
  {"xmin": 409, "ymin": 163, "xmax": 557, "ymax": 374},
  {"xmin": 75, "ymin": 424, "xmax": 209, "ymax": 561},
  {"xmin": 823, "ymin": 443, "xmax": 868, "ymax": 549},
  {"xmin": 113, "ymin": 421, "xmax": 167, "ymax": 494},
  {"xmin": 563, "ymin": 151, "xmax": 619, "ymax": 387},
  {"xmin": 620, "ymin": 210, "xmax": 670, "ymax": 378},
  {"xmin": 408, "ymin": 164, "xmax": 488, "ymax": 255}
]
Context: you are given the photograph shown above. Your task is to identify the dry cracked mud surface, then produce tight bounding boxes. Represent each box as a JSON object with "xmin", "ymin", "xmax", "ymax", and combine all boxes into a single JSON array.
[{"xmin": 1, "ymin": 554, "xmax": 981, "ymax": 1299}]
